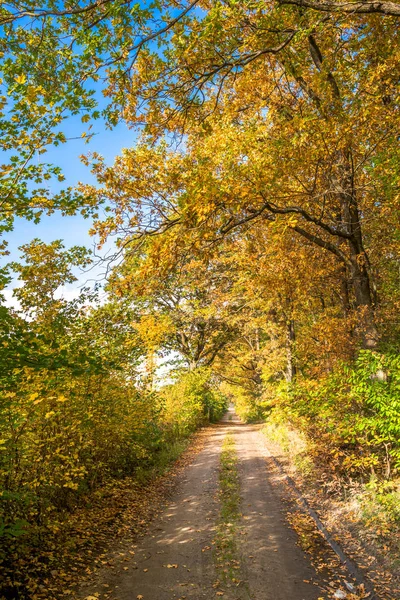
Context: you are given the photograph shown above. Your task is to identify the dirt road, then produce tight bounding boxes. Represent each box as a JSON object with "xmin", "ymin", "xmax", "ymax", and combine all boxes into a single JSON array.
[{"xmin": 79, "ymin": 408, "xmax": 356, "ymax": 600}]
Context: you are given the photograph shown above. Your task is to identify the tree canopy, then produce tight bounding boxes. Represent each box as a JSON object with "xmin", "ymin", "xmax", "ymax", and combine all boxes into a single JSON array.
[{"xmin": 1, "ymin": 3, "xmax": 400, "ymax": 596}]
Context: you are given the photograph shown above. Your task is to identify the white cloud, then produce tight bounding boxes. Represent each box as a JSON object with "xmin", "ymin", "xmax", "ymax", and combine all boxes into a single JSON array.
[{"xmin": 2, "ymin": 288, "xmax": 22, "ymax": 311}]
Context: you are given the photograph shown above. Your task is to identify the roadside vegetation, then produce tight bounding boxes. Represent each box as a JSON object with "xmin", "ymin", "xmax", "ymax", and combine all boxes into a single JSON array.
[
  {"xmin": 0, "ymin": 251, "xmax": 226, "ymax": 597},
  {"xmin": 213, "ymin": 434, "xmax": 242, "ymax": 589},
  {"xmin": 262, "ymin": 369, "xmax": 400, "ymax": 576}
]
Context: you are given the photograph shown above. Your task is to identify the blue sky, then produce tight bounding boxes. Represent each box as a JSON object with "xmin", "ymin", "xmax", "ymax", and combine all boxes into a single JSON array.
[
  {"xmin": 2, "ymin": 1, "xmax": 200, "ymax": 300},
  {"xmin": 3, "ymin": 108, "xmax": 177, "ymax": 380},
  {"xmin": 7, "ymin": 117, "xmax": 137, "ymax": 263},
  {"xmin": 3, "ymin": 113, "xmax": 138, "ymax": 308}
]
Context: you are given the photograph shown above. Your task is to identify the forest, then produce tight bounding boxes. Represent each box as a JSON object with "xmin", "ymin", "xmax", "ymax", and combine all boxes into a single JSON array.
[{"xmin": 0, "ymin": 0, "xmax": 399, "ymax": 598}]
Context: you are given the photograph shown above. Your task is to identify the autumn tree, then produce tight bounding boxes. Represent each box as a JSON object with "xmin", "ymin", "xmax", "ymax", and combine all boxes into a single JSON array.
[
  {"xmin": 76, "ymin": 0, "xmax": 398, "ymax": 354},
  {"xmin": 2, "ymin": 0, "xmax": 399, "ymax": 244},
  {"xmin": 107, "ymin": 233, "xmax": 239, "ymax": 371},
  {"xmin": 0, "ymin": 0, "xmax": 205, "ymax": 243}
]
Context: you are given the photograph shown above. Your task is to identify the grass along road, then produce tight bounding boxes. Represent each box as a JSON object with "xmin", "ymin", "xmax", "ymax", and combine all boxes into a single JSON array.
[{"xmin": 213, "ymin": 433, "xmax": 247, "ymax": 597}]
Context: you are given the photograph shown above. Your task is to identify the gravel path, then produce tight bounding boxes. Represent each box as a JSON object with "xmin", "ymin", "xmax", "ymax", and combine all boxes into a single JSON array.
[
  {"xmin": 233, "ymin": 415, "xmax": 324, "ymax": 599},
  {"xmin": 80, "ymin": 408, "xmax": 345, "ymax": 600}
]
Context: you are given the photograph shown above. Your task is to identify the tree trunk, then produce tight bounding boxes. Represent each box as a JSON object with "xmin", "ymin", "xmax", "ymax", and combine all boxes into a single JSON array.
[
  {"xmin": 346, "ymin": 237, "xmax": 379, "ymax": 349},
  {"xmin": 303, "ymin": 34, "xmax": 379, "ymax": 349},
  {"xmin": 338, "ymin": 264, "xmax": 351, "ymax": 313},
  {"xmin": 285, "ymin": 319, "xmax": 297, "ymax": 382},
  {"xmin": 339, "ymin": 150, "xmax": 379, "ymax": 348}
]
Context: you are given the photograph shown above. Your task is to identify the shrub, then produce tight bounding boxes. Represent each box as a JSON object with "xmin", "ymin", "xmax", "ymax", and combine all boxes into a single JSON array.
[
  {"xmin": 277, "ymin": 351, "xmax": 400, "ymax": 479},
  {"xmin": 161, "ymin": 368, "xmax": 227, "ymax": 436}
]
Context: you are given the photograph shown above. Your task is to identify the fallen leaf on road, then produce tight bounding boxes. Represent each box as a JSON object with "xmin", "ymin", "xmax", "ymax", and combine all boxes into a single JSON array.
[{"xmin": 167, "ymin": 564, "xmax": 178, "ymax": 568}]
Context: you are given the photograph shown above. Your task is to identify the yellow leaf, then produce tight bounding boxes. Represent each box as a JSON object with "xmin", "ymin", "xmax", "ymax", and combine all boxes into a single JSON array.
[{"xmin": 15, "ymin": 74, "xmax": 26, "ymax": 84}]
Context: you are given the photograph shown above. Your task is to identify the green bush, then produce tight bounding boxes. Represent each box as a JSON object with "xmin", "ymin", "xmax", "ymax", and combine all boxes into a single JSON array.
[
  {"xmin": 161, "ymin": 368, "xmax": 228, "ymax": 436},
  {"xmin": 278, "ymin": 351, "xmax": 400, "ymax": 478},
  {"xmin": 233, "ymin": 388, "xmax": 267, "ymax": 423}
]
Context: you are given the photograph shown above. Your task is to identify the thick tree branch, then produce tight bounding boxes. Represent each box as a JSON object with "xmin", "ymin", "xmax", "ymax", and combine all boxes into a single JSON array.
[
  {"xmin": 308, "ymin": 34, "xmax": 341, "ymax": 99},
  {"xmin": 292, "ymin": 224, "xmax": 350, "ymax": 264},
  {"xmin": 279, "ymin": 0, "xmax": 400, "ymax": 17},
  {"xmin": 0, "ymin": 0, "xmax": 113, "ymax": 23},
  {"xmin": 259, "ymin": 199, "xmax": 351, "ymax": 238}
]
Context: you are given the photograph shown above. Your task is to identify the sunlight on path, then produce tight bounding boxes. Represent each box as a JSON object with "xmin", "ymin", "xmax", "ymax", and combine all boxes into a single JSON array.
[{"xmin": 78, "ymin": 408, "xmax": 354, "ymax": 600}]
